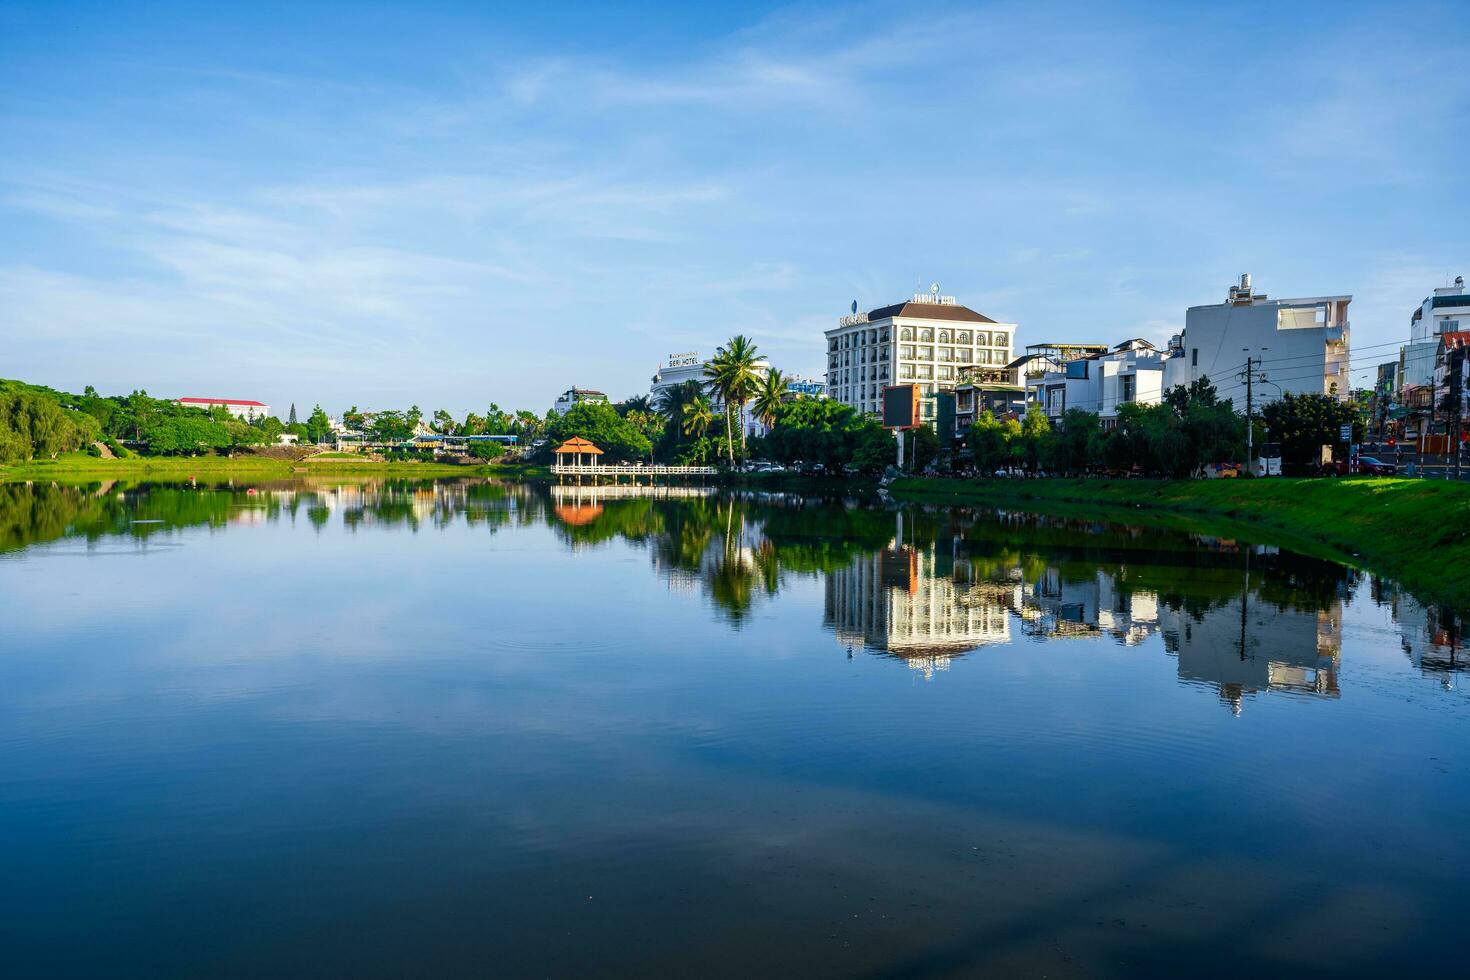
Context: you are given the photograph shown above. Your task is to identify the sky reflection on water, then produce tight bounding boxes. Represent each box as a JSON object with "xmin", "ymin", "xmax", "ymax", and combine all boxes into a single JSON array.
[{"xmin": 0, "ymin": 478, "xmax": 1467, "ymax": 979}]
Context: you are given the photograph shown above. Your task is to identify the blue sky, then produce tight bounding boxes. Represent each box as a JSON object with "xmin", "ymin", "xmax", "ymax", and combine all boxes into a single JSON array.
[{"xmin": 2, "ymin": 0, "xmax": 1466, "ymax": 417}]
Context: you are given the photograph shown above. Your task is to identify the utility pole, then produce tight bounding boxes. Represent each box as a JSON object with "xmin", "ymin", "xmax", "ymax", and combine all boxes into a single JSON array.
[
  {"xmin": 1245, "ymin": 357, "xmax": 1254, "ymax": 472},
  {"xmin": 1240, "ymin": 349, "xmax": 1265, "ymax": 474},
  {"xmin": 1453, "ymin": 347, "xmax": 1464, "ymax": 481}
]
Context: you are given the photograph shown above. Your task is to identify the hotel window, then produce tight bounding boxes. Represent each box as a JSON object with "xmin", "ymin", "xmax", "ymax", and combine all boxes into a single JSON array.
[
  {"xmin": 900, "ymin": 327, "xmax": 914, "ymax": 341},
  {"xmin": 917, "ymin": 365, "xmax": 933, "ymax": 380},
  {"xmin": 975, "ymin": 350, "xmax": 992, "ymax": 365},
  {"xmin": 1120, "ymin": 374, "xmax": 1136, "ymax": 403},
  {"xmin": 918, "ymin": 346, "xmax": 934, "ymax": 359},
  {"xmin": 900, "ymin": 345, "xmax": 914, "ymax": 359},
  {"xmin": 992, "ymin": 332, "xmax": 1007, "ymax": 347},
  {"xmin": 938, "ymin": 365, "xmax": 954, "ymax": 380},
  {"xmin": 938, "ymin": 329, "xmax": 951, "ymax": 343},
  {"xmin": 975, "ymin": 331, "xmax": 990, "ymax": 346},
  {"xmin": 959, "ymin": 348, "xmax": 974, "ymax": 363},
  {"xmin": 920, "ymin": 328, "xmax": 934, "ymax": 342},
  {"xmin": 900, "ymin": 364, "xmax": 915, "ymax": 379},
  {"xmin": 957, "ymin": 331, "xmax": 972, "ymax": 344}
]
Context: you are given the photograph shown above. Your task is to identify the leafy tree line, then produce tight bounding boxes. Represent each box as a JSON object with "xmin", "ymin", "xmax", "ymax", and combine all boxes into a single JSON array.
[
  {"xmin": 537, "ymin": 334, "xmax": 898, "ymax": 471},
  {"xmin": 961, "ymin": 379, "xmax": 1361, "ymax": 477},
  {"xmin": 0, "ymin": 379, "xmax": 330, "ymax": 461}
]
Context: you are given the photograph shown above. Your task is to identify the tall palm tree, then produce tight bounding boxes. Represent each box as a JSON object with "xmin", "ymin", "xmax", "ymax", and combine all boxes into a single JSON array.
[
  {"xmin": 681, "ymin": 396, "xmax": 715, "ymax": 440},
  {"xmin": 752, "ymin": 368, "xmax": 788, "ymax": 432},
  {"xmin": 705, "ymin": 335, "xmax": 761, "ymax": 463},
  {"xmin": 656, "ymin": 380, "xmax": 704, "ymax": 424}
]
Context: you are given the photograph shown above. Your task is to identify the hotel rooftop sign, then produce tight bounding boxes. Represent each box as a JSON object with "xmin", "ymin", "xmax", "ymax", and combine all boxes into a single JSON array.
[{"xmin": 666, "ymin": 352, "xmax": 700, "ymax": 367}]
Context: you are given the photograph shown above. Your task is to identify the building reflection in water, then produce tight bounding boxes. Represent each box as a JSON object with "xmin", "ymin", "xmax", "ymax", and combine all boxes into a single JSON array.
[
  {"xmin": 821, "ymin": 508, "xmax": 1351, "ymax": 705},
  {"xmin": 1373, "ymin": 579, "xmax": 1466, "ymax": 691},
  {"xmin": 6, "ymin": 479, "xmax": 1454, "ymax": 710},
  {"xmin": 825, "ymin": 546, "xmax": 1017, "ymax": 679}
]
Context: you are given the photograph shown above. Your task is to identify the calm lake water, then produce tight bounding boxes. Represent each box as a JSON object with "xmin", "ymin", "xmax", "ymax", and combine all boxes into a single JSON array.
[{"xmin": 1, "ymin": 478, "xmax": 1467, "ymax": 978}]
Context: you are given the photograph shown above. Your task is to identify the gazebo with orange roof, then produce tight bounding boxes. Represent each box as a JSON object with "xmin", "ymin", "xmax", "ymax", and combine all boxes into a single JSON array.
[{"xmin": 553, "ymin": 437, "xmax": 604, "ymax": 470}]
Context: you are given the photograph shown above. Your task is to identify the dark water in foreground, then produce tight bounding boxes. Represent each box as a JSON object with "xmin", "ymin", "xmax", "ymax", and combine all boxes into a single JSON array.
[{"xmin": 1, "ymin": 478, "xmax": 1467, "ymax": 979}]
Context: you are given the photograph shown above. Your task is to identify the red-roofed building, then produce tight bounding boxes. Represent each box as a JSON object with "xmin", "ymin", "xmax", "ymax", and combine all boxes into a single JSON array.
[{"xmin": 174, "ymin": 397, "xmax": 271, "ymax": 420}]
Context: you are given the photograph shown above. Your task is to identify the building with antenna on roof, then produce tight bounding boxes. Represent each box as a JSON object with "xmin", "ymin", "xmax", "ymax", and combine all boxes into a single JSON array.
[
  {"xmin": 824, "ymin": 286, "xmax": 1016, "ymax": 422},
  {"xmin": 1162, "ymin": 274, "xmax": 1352, "ymax": 404}
]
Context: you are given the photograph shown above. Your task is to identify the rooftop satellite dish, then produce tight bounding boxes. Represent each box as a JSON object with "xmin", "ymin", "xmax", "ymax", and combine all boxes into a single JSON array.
[
  {"xmin": 851, "ymin": 300, "xmax": 858, "ymax": 315},
  {"xmin": 930, "ymin": 282, "xmax": 940, "ymax": 295}
]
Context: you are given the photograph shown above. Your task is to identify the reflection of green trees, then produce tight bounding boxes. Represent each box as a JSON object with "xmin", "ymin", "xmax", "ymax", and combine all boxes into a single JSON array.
[
  {"xmin": 4, "ymin": 478, "xmax": 1374, "ymax": 629},
  {"xmin": 0, "ymin": 478, "xmax": 533, "ymax": 552}
]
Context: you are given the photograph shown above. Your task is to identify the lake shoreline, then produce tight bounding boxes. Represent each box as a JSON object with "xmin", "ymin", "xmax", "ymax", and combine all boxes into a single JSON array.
[
  {"xmin": 887, "ymin": 476, "xmax": 1470, "ymax": 610},
  {"xmin": 0, "ymin": 455, "xmax": 553, "ymax": 481},
  {"xmin": 7, "ymin": 456, "xmax": 1466, "ymax": 609}
]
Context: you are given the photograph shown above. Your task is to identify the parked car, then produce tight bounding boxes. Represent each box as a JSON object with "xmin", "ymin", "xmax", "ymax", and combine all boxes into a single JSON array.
[
  {"xmin": 1322, "ymin": 456, "xmax": 1397, "ymax": 476},
  {"xmin": 1356, "ymin": 456, "xmax": 1398, "ymax": 476}
]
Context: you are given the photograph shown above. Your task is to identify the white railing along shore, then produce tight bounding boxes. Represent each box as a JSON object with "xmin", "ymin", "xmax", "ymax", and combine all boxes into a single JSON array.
[{"xmin": 551, "ymin": 463, "xmax": 718, "ymax": 476}]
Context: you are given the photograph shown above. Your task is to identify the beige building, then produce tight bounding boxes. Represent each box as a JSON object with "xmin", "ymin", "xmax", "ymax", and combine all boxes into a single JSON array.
[{"xmin": 825, "ymin": 289, "xmax": 1016, "ymax": 421}]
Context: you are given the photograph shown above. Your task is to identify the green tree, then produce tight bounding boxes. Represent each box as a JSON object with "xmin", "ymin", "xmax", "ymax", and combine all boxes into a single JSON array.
[
  {"xmin": 705, "ymin": 336, "xmax": 762, "ymax": 463},
  {"xmin": 1262, "ymin": 391, "xmax": 1362, "ymax": 475},
  {"xmin": 288, "ymin": 403, "xmax": 298, "ymax": 425},
  {"xmin": 1020, "ymin": 410, "xmax": 1052, "ymax": 473},
  {"xmin": 468, "ymin": 441, "xmax": 506, "ymax": 460},
  {"xmin": 143, "ymin": 416, "xmax": 231, "ymax": 455},
  {"xmin": 305, "ymin": 405, "xmax": 332, "ymax": 444},
  {"xmin": 682, "ymin": 395, "xmax": 715, "ymax": 439},
  {"xmin": 546, "ymin": 402, "xmax": 653, "ymax": 462},
  {"xmin": 370, "ymin": 411, "xmax": 412, "ymax": 443},
  {"xmin": 965, "ymin": 411, "xmax": 1008, "ymax": 473},
  {"xmin": 752, "ymin": 368, "xmax": 788, "ymax": 431}
]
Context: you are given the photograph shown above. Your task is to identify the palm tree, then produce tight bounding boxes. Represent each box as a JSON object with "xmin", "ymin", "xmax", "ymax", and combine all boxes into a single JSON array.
[
  {"xmin": 656, "ymin": 380, "xmax": 705, "ymax": 424},
  {"xmin": 681, "ymin": 395, "xmax": 715, "ymax": 439},
  {"xmin": 618, "ymin": 395, "xmax": 653, "ymax": 416},
  {"xmin": 705, "ymin": 335, "xmax": 762, "ymax": 463},
  {"xmin": 752, "ymin": 368, "xmax": 788, "ymax": 432}
]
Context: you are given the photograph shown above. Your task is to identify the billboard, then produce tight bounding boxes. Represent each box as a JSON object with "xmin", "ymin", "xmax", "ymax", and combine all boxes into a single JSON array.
[{"xmin": 882, "ymin": 384, "xmax": 921, "ymax": 430}]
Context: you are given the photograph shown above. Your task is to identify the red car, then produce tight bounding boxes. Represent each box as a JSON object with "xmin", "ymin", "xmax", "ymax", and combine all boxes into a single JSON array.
[{"xmin": 1324, "ymin": 456, "xmax": 1397, "ymax": 476}]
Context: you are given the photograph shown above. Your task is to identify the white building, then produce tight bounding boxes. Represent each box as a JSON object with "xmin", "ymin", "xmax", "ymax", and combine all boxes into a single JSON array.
[
  {"xmin": 551, "ymin": 387, "xmax": 609, "ymax": 416},
  {"xmin": 825, "ymin": 289, "xmax": 1016, "ymax": 422},
  {"xmin": 174, "ymin": 397, "xmax": 270, "ymax": 420},
  {"xmin": 1163, "ymin": 274, "xmax": 1351, "ymax": 403},
  {"xmin": 1027, "ymin": 339, "xmax": 1169, "ymax": 424},
  {"xmin": 1402, "ymin": 275, "xmax": 1469, "ymax": 390},
  {"xmin": 649, "ymin": 351, "xmax": 772, "ymax": 437},
  {"xmin": 824, "ymin": 546, "xmax": 1016, "ymax": 678}
]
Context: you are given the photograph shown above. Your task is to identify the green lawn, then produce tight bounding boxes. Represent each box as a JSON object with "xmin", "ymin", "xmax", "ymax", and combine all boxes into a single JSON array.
[{"xmin": 890, "ymin": 476, "xmax": 1470, "ymax": 609}]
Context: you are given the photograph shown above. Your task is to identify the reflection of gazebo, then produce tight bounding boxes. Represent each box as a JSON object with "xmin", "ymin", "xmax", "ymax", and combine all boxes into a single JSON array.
[
  {"xmin": 554, "ymin": 503, "xmax": 605, "ymax": 525},
  {"xmin": 553, "ymin": 437, "xmax": 604, "ymax": 468}
]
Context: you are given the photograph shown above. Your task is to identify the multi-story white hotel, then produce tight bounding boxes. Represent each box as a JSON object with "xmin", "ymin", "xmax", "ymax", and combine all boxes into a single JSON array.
[
  {"xmin": 825, "ymin": 289, "xmax": 1016, "ymax": 421},
  {"xmin": 649, "ymin": 351, "xmax": 771, "ymax": 438},
  {"xmin": 1162, "ymin": 274, "xmax": 1351, "ymax": 403}
]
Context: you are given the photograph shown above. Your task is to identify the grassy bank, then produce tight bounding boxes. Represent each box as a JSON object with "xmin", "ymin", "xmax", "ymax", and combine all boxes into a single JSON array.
[
  {"xmin": 890, "ymin": 476, "xmax": 1470, "ymax": 608},
  {"xmin": 0, "ymin": 453, "xmax": 551, "ymax": 482}
]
